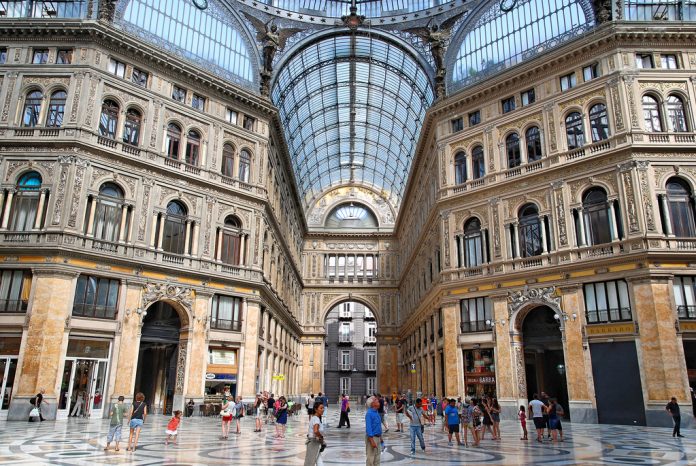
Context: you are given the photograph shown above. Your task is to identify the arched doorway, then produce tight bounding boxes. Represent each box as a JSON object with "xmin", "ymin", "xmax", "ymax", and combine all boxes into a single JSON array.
[
  {"xmin": 521, "ymin": 306, "xmax": 570, "ymax": 418},
  {"xmin": 324, "ymin": 301, "xmax": 378, "ymax": 404},
  {"xmin": 134, "ymin": 302, "xmax": 182, "ymax": 415}
]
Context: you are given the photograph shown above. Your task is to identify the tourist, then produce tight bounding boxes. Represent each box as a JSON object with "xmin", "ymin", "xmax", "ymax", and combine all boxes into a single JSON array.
[
  {"xmin": 338, "ymin": 393, "xmax": 351, "ymax": 428},
  {"xmin": 221, "ymin": 395, "xmax": 233, "ymax": 439},
  {"xmin": 666, "ymin": 396, "xmax": 684, "ymax": 437},
  {"xmin": 459, "ymin": 397, "xmax": 472, "ymax": 447},
  {"xmin": 554, "ymin": 400, "xmax": 565, "ymax": 441},
  {"xmin": 490, "ymin": 397, "xmax": 501, "ymax": 440},
  {"xmin": 441, "ymin": 397, "xmax": 449, "ymax": 432},
  {"xmin": 186, "ymin": 398, "xmax": 195, "ymax": 417},
  {"xmin": 33, "ymin": 388, "xmax": 47, "ymax": 422},
  {"xmin": 445, "ymin": 398, "xmax": 464, "ymax": 446},
  {"xmin": 304, "ymin": 401, "xmax": 326, "ymax": 466},
  {"xmin": 407, "ymin": 389, "xmax": 413, "ymax": 406},
  {"xmin": 267, "ymin": 393, "xmax": 276, "ymax": 424},
  {"xmin": 394, "ymin": 393, "xmax": 405, "ymax": 432},
  {"xmin": 126, "ymin": 392, "xmax": 147, "ymax": 452},
  {"xmin": 365, "ymin": 396, "xmax": 383, "ymax": 466},
  {"xmin": 104, "ymin": 395, "xmax": 125, "ymax": 452},
  {"xmin": 275, "ymin": 396, "xmax": 288, "ymax": 438},
  {"xmin": 377, "ymin": 393, "xmax": 389, "ymax": 432},
  {"xmin": 480, "ymin": 397, "xmax": 495, "ymax": 440},
  {"xmin": 165, "ymin": 410, "xmax": 182, "ymax": 445},
  {"xmin": 234, "ymin": 396, "xmax": 245, "ymax": 435},
  {"xmin": 254, "ymin": 394, "xmax": 264, "ymax": 432},
  {"xmin": 70, "ymin": 390, "xmax": 85, "ymax": 417},
  {"xmin": 470, "ymin": 398, "xmax": 482, "ymax": 446},
  {"xmin": 430, "ymin": 394, "xmax": 438, "ymax": 426},
  {"xmin": 546, "ymin": 398, "xmax": 560, "ymax": 442},
  {"xmin": 421, "ymin": 395, "xmax": 430, "ymax": 426},
  {"xmin": 540, "ymin": 391, "xmax": 550, "ymax": 438},
  {"xmin": 307, "ymin": 393, "xmax": 315, "ymax": 420},
  {"xmin": 529, "ymin": 393, "xmax": 546, "ymax": 443},
  {"xmin": 405, "ymin": 397, "xmax": 426, "ymax": 455},
  {"xmin": 518, "ymin": 405, "xmax": 528, "ymax": 440}
]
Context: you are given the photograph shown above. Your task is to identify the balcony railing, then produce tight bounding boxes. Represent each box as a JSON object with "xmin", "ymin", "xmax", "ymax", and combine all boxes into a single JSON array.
[
  {"xmin": 365, "ymin": 364, "xmax": 376, "ymax": 371},
  {"xmin": 339, "ymin": 334, "xmax": 352, "ymax": 343},
  {"xmin": 364, "ymin": 335, "xmax": 377, "ymax": 344},
  {"xmin": 678, "ymin": 305, "xmax": 696, "ymax": 320},
  {"xmin": 460, "ymin": 320, "xmax": 490, "ymax": 333},
  {"xmin": 0, "ymin": 299, "xmax": 28, "ymax": 313},
  {"xmin": 211, "ymin": 319, "xmax": 243, "ymax": 332},
  {"xmin": 339, "ymin": 364, "xmax": 352, "ymax": 371}
]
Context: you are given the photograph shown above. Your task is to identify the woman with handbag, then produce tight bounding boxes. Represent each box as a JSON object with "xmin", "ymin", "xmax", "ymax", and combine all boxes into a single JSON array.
[
  {"xmin": 304, "ymin": 401, "xmax": 326, "ymax": 466},
  {"xmin": 337, "ymin": 394, "xmax": 351, "ymax": 428},
  {"xmin": 254, "ymin": 394, "xmax": 264, "ymax": 433},
  {"xmin": 275, "ymin": 396, "xmax": 288, "ymax": 438},
  {"xmin": 220, "ymin": 395, "xmax": 233, "ymax": 439},
  {"xmin": 126, "ymin": 392, "xmax": 147, "ymax": 452},
  {"xmin": 233, "ymin": 396, "xmax": 245, "ymax": 435}
]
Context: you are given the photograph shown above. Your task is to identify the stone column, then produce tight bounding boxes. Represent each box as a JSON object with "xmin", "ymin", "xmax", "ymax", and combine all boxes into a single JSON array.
[
  {"xmin": 33, "ymin": 189, "xmax": 47, "ymax": 229},
  {"xmin": 150, "ymin": 213, "xmax": 159, "ymax": 247},
  {"xmin": 660, "ymin": 194, "xmax": 673, "ymax": 236},
  {"xmin": 157, "ymin": 214, "xmax": 165, "ymax": 250},
  {"xmin": 512, "ymin": 223, "xmax": 520, "ymax": 258},
  {"xmin": 183, "ymin": 291, "xmax": 210, "ymax": 410},
  {"xmin": 630, "ymin": 276, "xmax": 692, "ymax": 426},
  {"xmin": 540, "ymin": 216, "xmax": 548, "ymax": 253},
  {"xmin": 216, "ymin": 229, "xmax": 223, "ymax": 261},
  {"xmin": 1, "ymin": 189, "xmax": 14, "ymax": 230},
  {"xmin": 491, "ymin": 294, "xmax": 517, "ymax": 419},
  {"xmin": 608, "ymin": 200, "xmax": 620, "ymax": 241},
  {"xmin": 9, "ymin": 269, "xmax": 77, "ymax": 420},
  {"xmin": 240, "ymin": 299, "xmax": 261, "ymax": 398},
  {"xmin": 110, "ymin": 281, "xmax": 145, "ymax": 405},
  {"xmin": 183, "ymin": 220, "xmax": 192, "ymax": 255},
  {"xmin": 118, "ymin": 204, "xmax": 128, "ymax": 242},
  {"xmin": 441, "ymin": 302, "xmax": 461, "ymax": 397},
  {"xmin": 577, "ymin": 208, "xmax": 587, "ymax": 246},
  {"xmin": 85, "ymin": 196, "xmax": 97, "ymax": 236},
  {"xmin": 559, "ymin": 285, "xmax": 597, "ymax": 423},
  {"xmin": 191, "ymin": 223, "xmax": 200, "ymax": 256},
  {"xmin": 240, "ymin": 234, "xmax": 246, "ymax": 265}
]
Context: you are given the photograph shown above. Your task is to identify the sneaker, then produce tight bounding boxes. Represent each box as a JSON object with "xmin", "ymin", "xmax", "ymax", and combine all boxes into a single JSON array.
[
  {"xmin": 410, "ymin": 450, "xmax": 415, "ymax": 455},
  {"xmin": 448, "ymin": 441, "xmax": 453, "ymax": 446}
]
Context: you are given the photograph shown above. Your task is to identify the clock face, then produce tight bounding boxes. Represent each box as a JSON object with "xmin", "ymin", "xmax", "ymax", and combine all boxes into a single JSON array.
[
  {"xmin": 500, "ymin": 0, "xmax": 517, "ymax": 12},
  {"xmin": 192, "ymin": 0, "xmax": 208, "ymax": 10}
]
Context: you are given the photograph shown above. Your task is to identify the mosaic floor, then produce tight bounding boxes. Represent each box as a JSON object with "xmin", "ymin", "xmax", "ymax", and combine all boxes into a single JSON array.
[{"xmin": 1, "ymin": 408, "xmax": 695, "ymax": 465}]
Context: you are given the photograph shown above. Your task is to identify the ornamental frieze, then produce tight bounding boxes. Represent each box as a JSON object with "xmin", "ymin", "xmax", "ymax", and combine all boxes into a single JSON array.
[
  {"xmin": 638, "ymin": 81, "xmax": 687, "ymax": 94},
  {"xmin": 496, "ymin": 112, "xmax": 543, "ymax": 136},
  {"xmin": 21, "ymin": 76, "xmax": 71, "ymax": 90},
  {"xmin": 142, "ymin": 282, "xmax": 193, "ymax": 314},
  {"xmin": 508, "ymin": 285, "xmax": 561, "ymax": 316},
  {"xmin": 558, "ymin": 89, "xmax": 606, "ymax": 112}
]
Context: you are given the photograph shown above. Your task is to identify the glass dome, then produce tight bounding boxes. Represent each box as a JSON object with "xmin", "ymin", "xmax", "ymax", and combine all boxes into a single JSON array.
[{"xmin": 245, "ymin": 1, "xmax": 456, "ymax": 18}]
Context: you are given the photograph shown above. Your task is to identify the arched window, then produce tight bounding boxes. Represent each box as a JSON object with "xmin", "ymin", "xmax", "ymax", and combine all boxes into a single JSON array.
[
  {"xmin": 222, "ymin": 143, "xmax": 235, "ymax": 178},
  {"xmin": 525, "ymin": 126, "xmax": 542, "ymax": 162},
  {"xmin": 518, "ymin": 204, "xmax": 542, "ymax": 258},
  {"xmin": 185, "ymin": 130, "xmax": 201, "ymax": 166},
  {"xmin": 165, "ymin": 123, "xmax": 182, "ymax": 159},
  {"xmin": 666, "ymin": 178, "xmax": 696, "ymax": 237},
  {"xmin": 565, "ymin": 112, "xmax": 585, "ymax": 149},
  {"xmin": 45, "ymin": 90, "xmax": 67, "ymax": 128},
  {"xmin": 10, "ymin": 171, "xmax": 42, "ymax": 231},
  {"xmin": 589, "ymin": 103, "xmax": 610, "ymax": 142},
  {"xmin": 92, "ymin": 183, "xmax": 124, "ymax": 242},
  {"xmin": 582, "ymin": 188, "xmax": 613, "ymax": 245},
  {"xmin": 98, "ymin": 100, "xmax": 119, "ymax": 139},
  {"xmin": 162, "ymin": 201, "xmax": 188, "ymax": 254},
  {"xmin": 471, "ymin": 146, "xmax": 485, "ymax": 179},
  {"xmin": 220, "ymin": 215, "xmax": 242, "ymax": 265},
  {"xmin": 506, "ymin": 133, "xmax": 521, "ymax": 168},
  {"xmin": 463, "ymin": 218, "xmax": 484, "ymax": 267},
  {"xmin": 122, "ymin": 108, "xmax": 142, "ymax": 146},
  {"xmin": 239, "ymin": 149, "xmax": 251, "ymax": 183},
  {"xmin": 642, "ymin": 95, "xmax": 663, "ymax": 132},
  {"xmin": 454, "ymin": 151, "xmax": 467, "ymax": 185},
  {"xmin": 22, "ymin": 90, "xmax": 42, "ymax": 127},
  {"xmin": 667, "ymin": 95, "xmax": 688, "ymax": 132}
]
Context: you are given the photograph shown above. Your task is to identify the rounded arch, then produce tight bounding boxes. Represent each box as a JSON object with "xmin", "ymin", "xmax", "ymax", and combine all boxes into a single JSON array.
[
  {"xmin": 656, "ymin": 170, "xmax": 696, "ymax": 193},
  {"xmin": 321, "ymin": 295, "xmax": 382, "ymax": 327},
  {"xmin": 98, "ymin": 181, "xmax": 125, "ymax": 199},
  {"xmin": 238, "ymin": 145, "xmax": 254, "ymax": 158},
  {"xmin": 324, "ymin": 202, "xmax": 379, "ymax": 229},
  {"xmin": 520, "ymin": 120, "xmax": 543, "ymax": 136},
  {"xmin": 666, "ymin": 176, "xmax": 694, "ymax": 196},
  {"xmin": 165, "ymin": 119, "xmax": 184, "ymax": 132},
  {"xmin": 223, "ymin": 214, "xmax": 243, "ymax": 229},
  {"xmin": 16, "ymin": 170, "xmax": 43, "ymax": 189},
  {"xmin": 222, "ymin": 140, "xmax": 237, "ymax": 154},
  {"xmin": 19, "ymin": 85, "xmax": 44, "ymax": 97},
  {"xmin": 10, "ymin": 166, "xmax": 48, "ymax": 186},
  {"xmin": 45, "ymin": 85, "xmax": 68, "ymax": 98},
  {"xmin": 585, "ymin": 97, "xmax": 608, "ymax": 113},
  {"xmin": 518, "ymin": 202, "xmax": 540, "ymax": 219},
  {"xmin": 100, "ymin": 94, "xmax": 125, "ymax": 110},
  {"xmin": 142, "ymin": 298, "xmax": 191, "ymax": 332},
  {"xmin": 463, "ymin": 215, "xmax": 483, "ymax": 231},
  {"xmin": 124, "ymin": 102, "xmax": 146, "ymax": 116},
  {"xmin": 164, "ymin": 198, "xmax": 189, "ymax": 216},
  {"xmin": 502, "ymin": 129, "xmax": 521, "ymax": 142},
  {"xmin": 509, "ymin": 300, "xmax": 564, "ymax": 335},
  {"xmin": 451, "ymin": 139, "xmax": 484, "ymax": 157},
  {"xmin": 185, "ymin": 126, "xmax": 205, "ymax": 139},
  {"xmin": 562, "ymin": 107, "xmax": 584, "ymax": 122}
]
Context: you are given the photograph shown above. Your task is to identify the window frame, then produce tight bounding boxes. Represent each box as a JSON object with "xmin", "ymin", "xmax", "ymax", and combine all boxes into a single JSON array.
[
  {"xmin": 582, "ymin": 63, "xmax": 599, "ymax": 81},
  {"xmin": 451, "ymin": 117, "xmax": 464, "ymax": 132},
  {"xmin": 131, "ymin": 67, "xmax": 149, "ymax": 87},
  {"xmin": 107, "ymin": 58, "xmax": 126, "ymax": 78},
  {"xmin": 72, "ymin": 274, "xmax": 120, "ymax": 319},
  {"xmin": 521, "ymin": 88, "xmax": 535, "ymax": 106},
  {"xmin": 0, "ymin": 269, "xmax": 31, "ymax": 313},
  {"xmin": 32, "ymin": 49, "xmax": 49, "ymax": 64},
  {"xmin": 211, "ymin": 294, "xmax": 243, "ymax": 331},
  {"xmin": 468, "ymin": 110, "xmax": 481, "ymax": 126},
  {"xmin": 172, "ymin": 85, "xmax": 186, "ymax": 103},
  {"xmin": 560, "ymin": 72, "xmax": 577, "ymax": 91},
  {"xmin": 460, "ymin": 297, "xmax": 492, "ymax": 333},
  {"xmin": 56, "ymin": 49, "xmax": 73, "ymax": 64},
  {"xmin": 583, "ymin": 279, "xmax": 632, "ymax": 324},
  {"xmin": 501, "ymin": 96, "xmax": 516, "ymax": 114},
  {"xmin": 45, "ymin": 90, "xmax": 67, "ymax": 128}
]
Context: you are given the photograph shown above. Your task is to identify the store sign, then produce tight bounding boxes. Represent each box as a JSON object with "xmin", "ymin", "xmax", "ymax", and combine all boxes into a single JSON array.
[
  {"xmin": 272, "ymin": 373, "xmax": 285, "ymax": 381},
  {"xmin": 410, "ymin": 363, "xmax": 416, "ymax": 373},
  {"xmin": 205, "ymin": 373, "xmax": 216, "ymax": 380},
  {"xmin": 206, "ymin": 373, "xmax": 237, "ymax": 382},
  {"xmin": 467, "ymin": 376, "xmax": 496, "ymax": 384}
]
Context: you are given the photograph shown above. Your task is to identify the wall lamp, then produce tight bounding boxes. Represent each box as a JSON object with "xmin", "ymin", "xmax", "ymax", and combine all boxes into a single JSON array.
[
  {"xmin": 485, "ymin": 319, "xmax": 506, "ymax": 327},
  {"xmin": 553, "ymin": 311, "xmax": 577, "ymax": 322}
]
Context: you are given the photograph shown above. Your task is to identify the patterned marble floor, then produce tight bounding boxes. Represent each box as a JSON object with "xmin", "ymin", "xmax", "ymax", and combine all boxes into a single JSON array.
[{"xmin": 1, "ymin": 408, "xmax": 695, "ymax": 465}]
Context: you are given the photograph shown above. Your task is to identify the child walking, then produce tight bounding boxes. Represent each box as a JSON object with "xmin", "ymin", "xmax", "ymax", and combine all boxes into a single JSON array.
[
  {"xmin": 104, "ymin": 396, "xmax": 125, "ymax": 452},
  {"xmin": 165, "ymin": 410, "xmax": 182, "ymax": 445},
  {"xmin": 519, "ymin": 405, "xmax": 528, "ymax": 440}
]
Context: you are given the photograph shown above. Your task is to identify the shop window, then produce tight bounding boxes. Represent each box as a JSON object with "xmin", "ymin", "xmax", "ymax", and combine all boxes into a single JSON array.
[
  {"xmin": 674, "ymin": 276, "xmax": 696, "ymax": 319},
  {"xmin": 559, "ymin": 72, "xmax": 576, "ymax": 91},
  {"xmin": 521, "ymin": 88, "xmax": 535, "ymax": 106},
  {"xmin": 211, "ymin": 295, "xmax": 243, "ymax": 331},
  {"xmin": 107, "ymin": 58, "xmax": 126, "ymax": 78},
  {"xmin": 72, "ymin": 275, "xmax": 120, "ymax": 319},
  {"xmin": 468, "ymin": 110, "xmax": 481, "ymax": 126},
  {"xmin": 501, "ymin": 96, "xmax": 515, "ymax": 114},
  {"xmin": 209, "ymin": 348, "xmax": 236, "ymax": 365},
  {"xmin": 583, "ymin": 63, "xmax": 599, "ymax": 81},
  {"xmin": 451, "ymin": 117, "xmax": 464, "ymax": 133},
  {"xmin": 583, "ymin": 279, "xmax": 632, "ymax": 323},
  {"xmin": 45, "ymin": 90, "xmax": 67, "ymax": 128},
  {"xmin": 0, "ymin": 270, "xmax": 31, "ymax": 313},
  {"xmin": 463, "ymin": 349, "xmax": 496, "ymax": 398},
  {"xmin": 56, "ymin": 49, "xmax": 72, "ymax": 64},
  {"xmin": 32, "ymin": 49, "xmax": 48, "ymax": 64},
  {"xmin": 98, "ymin": 99, "xmax": 119, "ymax": 139},
  {"xmin": 131, "ymin": 67, "xmax": 148, "ymax": 87},
  {"xmin": 460, "ymin": 297, "xmax": 491, "ymax": 333}
]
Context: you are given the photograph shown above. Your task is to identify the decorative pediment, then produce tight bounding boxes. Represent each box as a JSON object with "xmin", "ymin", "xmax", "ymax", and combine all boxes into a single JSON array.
[
  {"xmin": 508, "ymin": 285, "xmax": 560, "ymax": 316},
  {"xmin": 142, "ymin": 283, "xmax": 193, "ymax": 314}
]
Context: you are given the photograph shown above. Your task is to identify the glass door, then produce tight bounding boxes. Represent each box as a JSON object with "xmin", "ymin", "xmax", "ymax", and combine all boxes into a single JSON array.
[
  {"xmin": 88, "ymin": 360, "xmax": 108, "ymax": 418},
  {"xmin": 57, "ymin": 360, "xmax": 76, "ymax": 420},
  {"xmin": 0, "ymin": 357, "xmax": 18, "ymax": 420}
]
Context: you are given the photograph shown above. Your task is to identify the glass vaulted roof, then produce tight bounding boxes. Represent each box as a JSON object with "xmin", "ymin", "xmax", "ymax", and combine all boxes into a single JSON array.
[
  {"xmin": 272, "ymin": 34, "xmax": 434, "ymax": 209},
  {"xmin": 253, "ymin": 1, "xmax": 454, "ymax": 17}
]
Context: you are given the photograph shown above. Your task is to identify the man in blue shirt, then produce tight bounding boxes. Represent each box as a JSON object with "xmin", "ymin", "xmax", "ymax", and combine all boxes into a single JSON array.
[
  {"xmin": 445, "ymin": 398, "xmax": 464, "ymax": 446},
  {"xmin": 365, "ymin": 396, "xmax": 383, "ymax": 465}
]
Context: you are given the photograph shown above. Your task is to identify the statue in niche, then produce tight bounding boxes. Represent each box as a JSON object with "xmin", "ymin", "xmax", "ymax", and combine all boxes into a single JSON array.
[
  {"xmin": 405, "ymin": 13, "xmax": 464, "ymax": 99},
  {"xmin": 243, "ymin": 13, "xmax": 302, "ymax": 96}
]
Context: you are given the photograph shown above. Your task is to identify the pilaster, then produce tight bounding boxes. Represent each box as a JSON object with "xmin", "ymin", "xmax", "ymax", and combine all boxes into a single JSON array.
[{"xmin": 240, "ymin": 299, "xmax": 261, "ymax": 398}]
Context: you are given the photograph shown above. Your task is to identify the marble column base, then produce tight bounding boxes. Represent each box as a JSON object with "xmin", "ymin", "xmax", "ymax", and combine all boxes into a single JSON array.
[
  {"xmin": 7, "ymin": 395, "xmax": 57, "ymax": 421},
  {"xmin": 568, "ymin": 400, "xmax": 597, "ymax": 424}
]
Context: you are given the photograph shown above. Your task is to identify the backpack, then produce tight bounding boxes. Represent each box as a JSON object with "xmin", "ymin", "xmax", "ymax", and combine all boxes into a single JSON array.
[{"xmin": 29, "ymin": 396, "xmax": 37, "ymax": 406}]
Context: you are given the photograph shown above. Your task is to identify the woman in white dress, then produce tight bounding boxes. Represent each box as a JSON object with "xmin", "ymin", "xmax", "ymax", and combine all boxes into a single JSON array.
[{"xmin": 304, "ymin": 401, "xmax": 326, "ymax": 466}]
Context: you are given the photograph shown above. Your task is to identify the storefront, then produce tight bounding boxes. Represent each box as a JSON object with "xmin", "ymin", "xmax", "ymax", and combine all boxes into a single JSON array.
[
  {"xmin": 463, "ymin": 348, "xmax": 496, "ymax": 398},
  {"xmin": 204, "ymin": 347, "xmax": 238, "ymax": 402},
  {"xmin": 57, "ymin": 338, "xmax": 111, "ymax": 420},
  {"xmin": 0, "ymin": 336, "xmax": 21, "ymax": 420}
]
